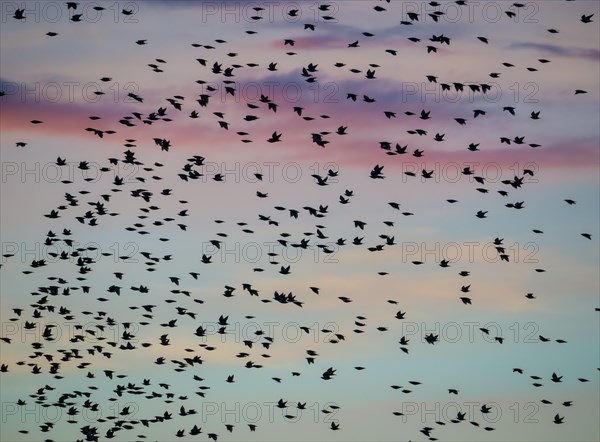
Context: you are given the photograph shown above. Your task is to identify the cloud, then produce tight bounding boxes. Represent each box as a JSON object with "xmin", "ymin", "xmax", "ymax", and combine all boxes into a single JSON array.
[{"xmin": 508, "ymin": 42, "xmax": 600, "ymax": 61}]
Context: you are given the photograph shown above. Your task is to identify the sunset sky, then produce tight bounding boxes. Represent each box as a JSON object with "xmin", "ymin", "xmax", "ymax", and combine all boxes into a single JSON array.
[{"xmin": 1, "ymin": 1, "xmax": 599, "ymax": 441}]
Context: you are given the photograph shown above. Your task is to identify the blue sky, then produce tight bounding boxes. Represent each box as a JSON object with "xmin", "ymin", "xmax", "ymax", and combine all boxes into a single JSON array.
[{"xmin": 1, "ymin": 1, "xmax": 599, "ymax": 441}]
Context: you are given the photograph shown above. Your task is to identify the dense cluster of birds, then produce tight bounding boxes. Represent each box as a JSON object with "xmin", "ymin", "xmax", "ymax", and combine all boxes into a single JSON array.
[{"xmin": 1, "ymin": 1, "xmax": 598, "ymax": 441}]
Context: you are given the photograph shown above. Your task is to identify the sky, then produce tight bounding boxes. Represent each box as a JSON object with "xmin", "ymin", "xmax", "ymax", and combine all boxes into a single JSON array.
[{"xmin": 0, "ymin": 1, "xmax": 599, "ymax": 441}]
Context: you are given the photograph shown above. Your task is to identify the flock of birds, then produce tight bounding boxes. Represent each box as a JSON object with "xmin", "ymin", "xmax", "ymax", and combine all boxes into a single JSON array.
[{"xmin": 1, "ymin": 1, "xmax": 598, "ymax": 441}]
